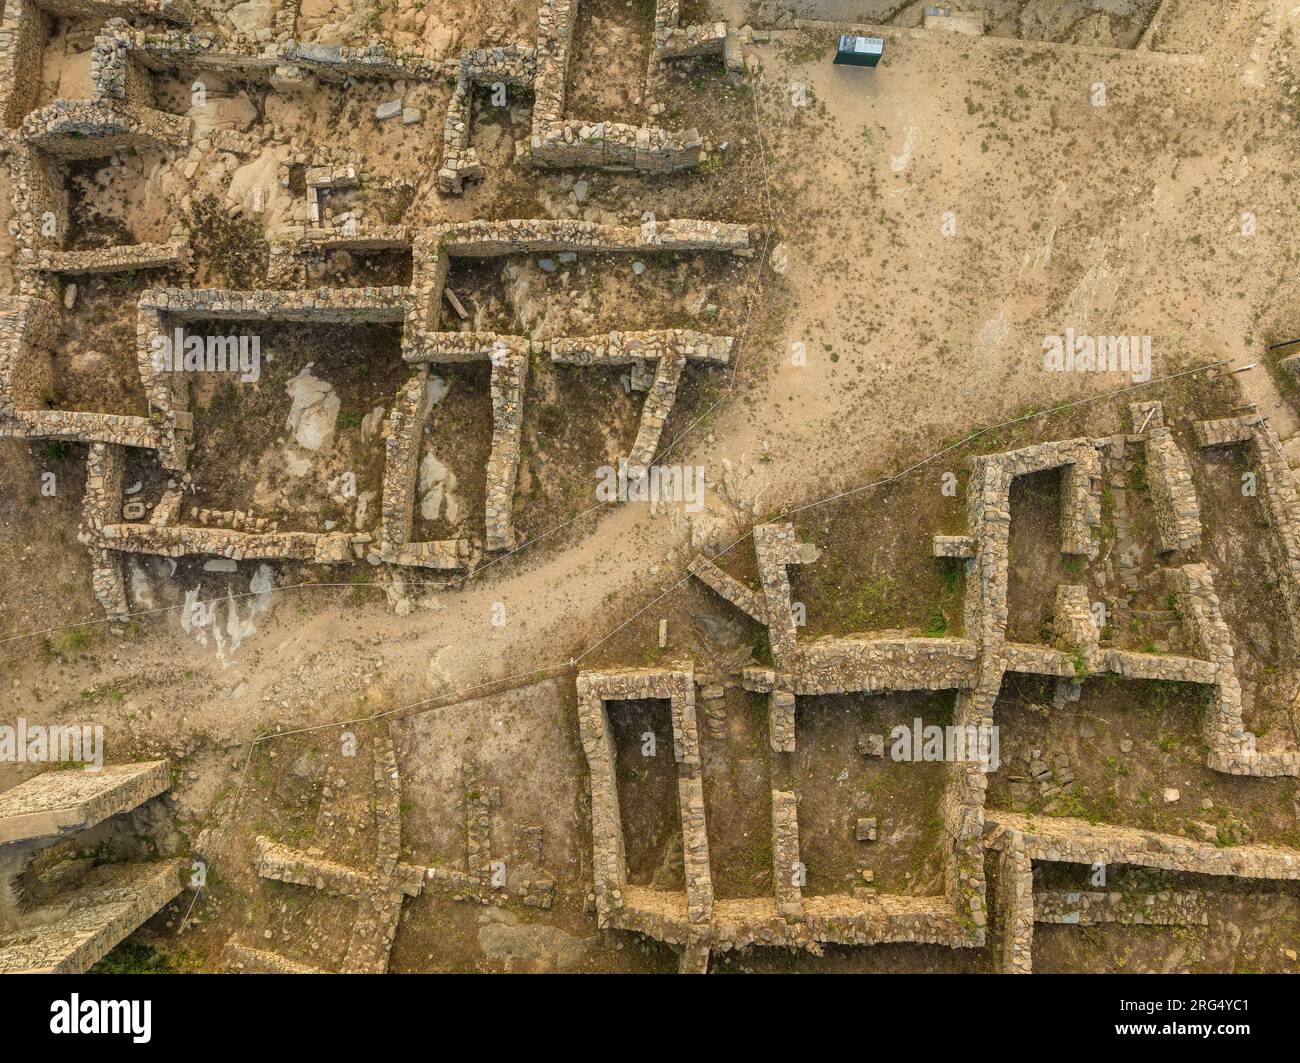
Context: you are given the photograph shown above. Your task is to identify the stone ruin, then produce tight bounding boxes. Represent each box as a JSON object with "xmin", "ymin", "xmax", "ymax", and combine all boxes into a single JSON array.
[
  {"xmin": 0, "ymin": 760, "xmax": 180, "ymax": 973},
  {"xmin": 577, "ymin": 402, "xmax": 1300, "ymax": 971},
  {"xmin": 223, "ymin": 725, "xmax": 553, "ymax": 973},
  {"xmin": 437, "ymin": 0, "xmax": 741, "ymax": 193},
  {"xmin": 21, "ymin": 217, "xmax": 746, "ymax": 618},
  {"xmin": 0, "ymin": 0, "xmax": 753, "ymax": 615}
]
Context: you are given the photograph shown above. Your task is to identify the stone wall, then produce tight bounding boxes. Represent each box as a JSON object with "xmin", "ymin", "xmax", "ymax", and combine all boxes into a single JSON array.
[
  {"xmin": 771, "ymin": 789, "xmax": 801, "ymax": 918},
  {"xmin": 95, "ymin": 25, "xmax": 445, "ymax": 93},
  {"xmin": 786, "ymin": 636, "xmax": 981, "ymax": 696},
  {"xmin": 574, "ymin": 672, "xmax": 629, "ymax": 918},
  {"xmin": 941, "ymin": 664, "xmax": 997, "ymax": 940},
  {"xmin": 1051, "ymin": 583, "xmax": 1096, "ymax": 673},
  {"xmin": 380, "ymin": 374, "xmax": 437, "ymax": 559},
  {"xmin": 574, "ymin": 667, "xmax": 706, "ymax": 936},
  {"xmin": 1033, "ymin": 889, "xmax": 1207, "ymax": 926},
  {"xmin": 89, "ymin": 19, "xmax": 154, "ymax": 104},
  {"xmin": 0, "ymin": 861, "xmax": 181, "ymax": 973},
  {"xmin": 431, "ymin": 216, "xmax": 752, "ymax": 257},
  {"xmin": 486, "ymin": 347, "xmax": 527, "ymax": 551},
  {"xmin": 1192, "ymin": 416, "xmax": 1300, "ymax": 653},
  {"xmin": 686, "ymin": 555, "xmax": 767, "ymax": 622},
  {"xmin": 1130, "ymin": 401, "xmax": 1200, "ymax": 553},
  {"xmin": 21, "ymin": 99, "xmax": 191, "ymax": 159},
  {"xmin": 437, "ymin": 45, "xmax": 537, "ymax": 194},
  {"xmin": 97, "ymin": 522, "xmax": 367, "ymax": 563},
  {"xmin": 139, "ymin": 285, "xmax": 410, "ymax": 323},
  {"xmin": 79, "ymin": 443, "xmax": 129, "ymax": 618},
  {"xmin": 0, "ymin": 760, "xmax": 177, "ymax": 973},
  {"xmin": 640, "ymin": 425, "xmax": 1300, "ymax": 969},
  {"xmin": 236, "ymin": 726, "xmax": 440, "ymax": 973},
  {"xmin": 988, "ymin": 811, "xmax": 1300, "ymax": 882},
  {"xmin": 1175, "ymin": 562, "xmax": 1297, "ymax": 777},
  {"xmin": 654, "ymin": 0, "xmax": 727, "ymax": 61},
  {"xmin": 378, "ymin": 372, "xmax": 472, "ymax": 570},
  {"xmin": 0, "ymin": 760, "xmax": 169, "ymax": 845},
  {"xmin": 32, "ymin": 241, "xmax": 188, "ymax": 276},
  {"xmin": 524, "ymin": 0, "xmax": 704, "ymax": 175},
  {"xmin": 552, "ymin": 329, "xmax": 731, "ymax": 469},
  {"xmin": 41, "ymin": 0, "xmax": 191, "ymax": 21},
  {"xmin": 0, "ymin": 292, "xmax": 59, "ymax": 414},
  {"xmin": 0, "ymin": 410, "xmax": 169, "ymax": 450},
  {"xmin": 962, "ymin": 438, "xmax": 1103, "ymax": 644},
  {"xmin": 984, "ymin": 813, "xmax": 1300, "ymax": 973},
  {"xmin": 993, "ymin": 834, "xmax": 1033, "ymax": 973},
  {"xmin": 8, "ymin": 145, "xmax": 67, "ymax": 260},
  {"xmin": 549, "ymin": 328, "xmax": 731, "ymax": 367},
  {"xmin": 1245, "ymin": 416, "xmax": 1300, "ymax": 648},
  {"xmin": 0, "ymin": 0, "xmax": 49, "ymax": 130},
  {"xmin": 254, "ymin": 837, "xmax": 376, "ymax": 898}
]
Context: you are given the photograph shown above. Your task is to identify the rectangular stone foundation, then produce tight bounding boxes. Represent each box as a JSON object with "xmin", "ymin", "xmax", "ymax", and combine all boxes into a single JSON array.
[{"xmin": 0, "ymin": 760, "xmax": 169, "ymax": 846}]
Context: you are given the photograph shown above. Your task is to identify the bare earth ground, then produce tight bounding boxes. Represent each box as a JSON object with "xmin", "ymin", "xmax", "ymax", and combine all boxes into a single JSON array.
[{"xmin": 4, "ymin": 0, "xmax": 1300, "ymax": 972}]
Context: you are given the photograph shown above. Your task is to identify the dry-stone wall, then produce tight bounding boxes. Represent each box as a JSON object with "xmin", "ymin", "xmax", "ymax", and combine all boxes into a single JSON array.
[
  {"xmin": 526, "ymin": 0, "xmax": 704, "ymax": 175},
  {"xmin": 0, "ymin": 0, "xmax": 49, "ymax": 130},
  {"xmin": 1033, "ymin": 889, "xmax": 1207, "ymax": 926},
  {"xmin": 32, "ymin": 242, "xmax": 188, "ymax": 276},
  {"xmin": 771, "ymin": 789, "xmax": 801, "ymax": 919},
  {"xmin": 94, "ymin": 24, "xmax": 443, "ymax": 94},
  {"xmin": 552, "ymin": 330, "xmax": 731, "ymax": 468},
  {"xmin": 574, "ymin": 667, "xmax": 709, "ymax": 943},
  {"xmin": 1175, "ymin": 562, "xmax": 1298, "ymax": 776},
  {"xmin": 240, "ymin": 729, "xmax": 424, "ymax": 973},
  {"xmin": 21, "ymin": 99, "xmax": 190, "ymax": 159},
  {"xmin": 430, "ymin": 0, "xmax": 737, "ymax": 192},
  {"xmin": 437, "ymin": 46, "xmax": 537, "ymax": 193},
  {"xmin": 79, "ymin": 443, "xmax": 130, "ymax": 618},
  {"xmin": 1195, "ymin": 415, "xmax": 1300, "ymax": 651},
  {"xmin": 657, "ymin": 422, "xmax": 1300, "ymax": 970},
  {"xmin": 15, "ymin": 206, "xmax": 744, "ymax": 609},
  {"xmin": 0, "ymin": 760, "xmax": 178, "ymax": 973},
  {"xmin": 0, "ymin": 293, "xmax": 58, "ymax": 414},
  {"xmin": 654, "ymin": 0, "xmax": 727, "ymax": 60},
  {"xmin": 1130, "ymin": 401, "xmax": 1200, "ymax": 552},
  {"xmin": 381, "ymin": 374, "xmax": 459, "ymax": 566},
  {"xmin": 989, "ymin": 811, "xmax": 1300, "ymax": 881},
  {"xmin": 486, "ymin": 347, "xmax": 528, "ymax": 551}
]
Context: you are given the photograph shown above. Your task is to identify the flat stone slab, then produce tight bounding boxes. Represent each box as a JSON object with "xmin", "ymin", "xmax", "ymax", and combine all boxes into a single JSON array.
[{"xmin": 0, "ymin": 761, "xmax": 170, "ymax": 846}]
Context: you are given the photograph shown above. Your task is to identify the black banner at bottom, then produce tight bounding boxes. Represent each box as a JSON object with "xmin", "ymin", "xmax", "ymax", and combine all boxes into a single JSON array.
[{"xmin": 0, "ymin": 972, "xmax": 1282, "ymax": 1050}]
